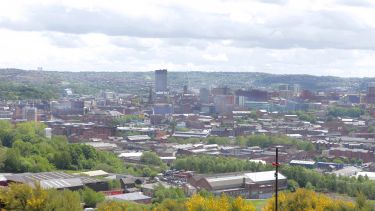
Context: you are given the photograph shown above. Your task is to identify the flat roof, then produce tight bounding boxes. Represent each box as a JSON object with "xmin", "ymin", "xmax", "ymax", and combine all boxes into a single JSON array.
[
  {"xmin": 290, "ymin": 160, "xmax": 316, "ymax": 165},
  {"xmin": 85, "ymin": 142, "xmax": 117, "ymax": 148},
  {"xmin": 80, "ymin": 170, "xmax": 109, "ymax": 177},
  {"xmin": 118, "ymin": 152, "xmax": 143, "ymax": 158},
  {"xmin": 106, "ymin": 192, "xmax": 151, "ymax": 201},
  {"xmin": 356, "ymin": 172, "xmax": 375, "ymax": 180},
  {"xmin": 127, "ymin": 135, "xmax": 151, "ymax": 141},
  {"xmin": 245, "ymin": 171, "xmax": 286, "ymax": 182}
]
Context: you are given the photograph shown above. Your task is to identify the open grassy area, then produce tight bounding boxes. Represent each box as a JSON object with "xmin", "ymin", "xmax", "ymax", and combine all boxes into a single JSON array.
[{"xmin": 248, "ymin": 199, "xmax": 268, "ymax": 210}]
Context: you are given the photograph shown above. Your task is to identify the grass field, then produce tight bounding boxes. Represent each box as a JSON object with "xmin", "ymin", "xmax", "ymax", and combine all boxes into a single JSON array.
[{"xmin": 248, "ymin": 199, "xmax": 268, "ymax": 210}]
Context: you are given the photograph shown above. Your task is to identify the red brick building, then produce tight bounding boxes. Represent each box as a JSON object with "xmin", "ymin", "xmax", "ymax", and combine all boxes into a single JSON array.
[
  {"xmin": 329, "ymin": 147, "xmax": 374, "ymax": 163},
  {"xmin": 187, "ymin": 171, "xmax": 287, "ymax": 199}
]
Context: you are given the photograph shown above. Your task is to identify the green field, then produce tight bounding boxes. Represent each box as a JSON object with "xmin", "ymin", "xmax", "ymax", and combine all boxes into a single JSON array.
[{"xmin": 248, "ymin": 199, "xmax": 267, "ymax": 210}]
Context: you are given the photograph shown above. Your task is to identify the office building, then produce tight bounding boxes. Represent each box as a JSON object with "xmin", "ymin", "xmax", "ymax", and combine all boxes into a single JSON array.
[
  {"xmin": 367, "ymin": 82, "xmax": 375, "ymax": 104},
  {"xmin": 155, "ymin": 69, "xmax": 167, "ymax": 93},
  {"xmin": 199, "ymin": 88, "xmax": 210, "ymax": 104}
]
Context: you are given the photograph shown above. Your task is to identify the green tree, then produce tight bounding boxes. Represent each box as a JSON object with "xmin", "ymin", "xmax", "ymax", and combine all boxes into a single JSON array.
[
  {"xmin": 287, "ymin": 179, "xmax": 299, "ymax": 192},
  {"xmin": 153, "ymin": 184, "xmax": 185, "ymax": 203},
  {"xmin": 108, "ymin": 179, "xmax": 121, "ymax": 190},
  {"xmin": 44, "ymin": 189, "xmax": 82, "ymax": 211},
  {"xmin": 79, "ymin": 187, "xmax": 105, "ymax": 208},
  {"xmin": 140, "ymin": 151, "xmax": 163, "ymax": 166}
]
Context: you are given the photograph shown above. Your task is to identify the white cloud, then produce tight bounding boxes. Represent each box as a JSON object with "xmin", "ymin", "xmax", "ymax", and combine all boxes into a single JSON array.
[{"xmin": 0, "ymin": 0, "xmax": 375, "ymax": 76}]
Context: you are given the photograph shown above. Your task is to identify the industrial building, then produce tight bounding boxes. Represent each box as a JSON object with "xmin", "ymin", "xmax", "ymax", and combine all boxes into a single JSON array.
[
  {"xmin": 0, "ymin": 172, "xmax": 109, "ymax": 191},
  {"xmin": 187, "ymin": 171, "xmax": 287, "ymax": 199}
]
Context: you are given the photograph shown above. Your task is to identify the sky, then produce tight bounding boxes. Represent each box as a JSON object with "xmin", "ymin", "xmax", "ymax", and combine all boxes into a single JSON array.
[{"xmin": 1, "ymin": 0, "xmax": 375, "ymax": 77}]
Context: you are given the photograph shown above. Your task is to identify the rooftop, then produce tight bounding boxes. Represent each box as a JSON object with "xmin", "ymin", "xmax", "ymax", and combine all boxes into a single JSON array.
[
  {"xmin": 106, "ymin": 192, "xmax": 151, "ymax": 201},
  {"xmin": 244, "ymin": 171, "xmax": 286, "ymax": 182}
]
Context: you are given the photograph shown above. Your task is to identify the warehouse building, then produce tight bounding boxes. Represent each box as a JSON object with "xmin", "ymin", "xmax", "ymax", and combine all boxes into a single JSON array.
[
  {"xmin": 187, "ymin": 171, "xmax": 287, "ymax": 199},
  {"xmin": 0, "ymin": 172, "xmax": 109, "ymax": 191}
]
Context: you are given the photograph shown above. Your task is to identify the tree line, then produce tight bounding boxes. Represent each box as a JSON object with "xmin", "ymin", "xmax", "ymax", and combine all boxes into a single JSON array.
[
  {"xmin": 169, "ymin": 135, "xmax": 315, "ymax": 152},
  {"xmin": 0, "ymin": 82, "xmax": 57, "ymax": 100},
  {"xmin": 0, "ymin": 183, "xmax": 105, "ymax": 211},
  {"xmin": 0, "ymin": 121, "xmax": 125, "ymax": 173},
  {"xmin": 328, "ymin": 106, "xmax": 365, "ymax": 118},
  {"xmin": 173, "ymin": 155, "xmax": 375, "ymax": 201},
  {"xmin": 172, "ymin": 155, "xmax": 273, "ymax": 174},
  {"xmin": 235, "ymin": 135, "xmax": 315, "ymax": 151},
  {"xmin": 281, "ymin": 165, "xmax": 375, "ymax": 200}
]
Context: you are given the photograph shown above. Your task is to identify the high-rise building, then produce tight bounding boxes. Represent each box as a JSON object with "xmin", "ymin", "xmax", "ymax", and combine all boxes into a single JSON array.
[
  {"xmin": 278, "ymin": 84, "xmax": 300, "ymax": 98},
  {"xmin": 367, "ymin": 82, "xmax": 375, "ymax": 104},
  {"xmin": 213, "ymin": 95, "xmax": 235, "ymax": 114},
  {"xmin": 199, "ymin": 88, "xmax": 210, "ymax": 104},
  {"xmin": 155, "ymin": 69, "xmax": 167, "ymax": 93}
]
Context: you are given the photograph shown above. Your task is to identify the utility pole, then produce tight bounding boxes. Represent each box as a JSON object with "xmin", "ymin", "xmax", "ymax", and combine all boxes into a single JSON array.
[{"xmin": 272, "ymin": 147, "xmax": 280, "ymax": 211}]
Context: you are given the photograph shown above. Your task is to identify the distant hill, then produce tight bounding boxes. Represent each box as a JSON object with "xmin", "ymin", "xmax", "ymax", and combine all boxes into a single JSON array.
[{"xmin": 0, "ymin": 68, "xmax": 373, "ymax": 99}]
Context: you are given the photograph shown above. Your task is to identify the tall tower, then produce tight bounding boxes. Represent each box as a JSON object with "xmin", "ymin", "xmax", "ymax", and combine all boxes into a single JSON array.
[
  {"xmin": 148, "ymin": 86, "xmax": 153, "ymax": 104},
  {"xmin": 155, "ymin": 69, "xmax": 167, "ymax": 93},
  {"xmin": 367, "ymin": 82, "xmax": 375, "ymax": 104}
]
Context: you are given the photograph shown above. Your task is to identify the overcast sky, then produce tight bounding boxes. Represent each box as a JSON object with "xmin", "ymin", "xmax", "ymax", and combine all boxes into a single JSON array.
[{"xmin": 1, "ymin": 0, "xmax": 375, "ymax": 76}]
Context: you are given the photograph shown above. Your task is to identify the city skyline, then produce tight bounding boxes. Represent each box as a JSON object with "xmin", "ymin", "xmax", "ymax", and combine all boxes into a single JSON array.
[{"xmin": 1, "ymin": 0, "xmax": 375, "ymax": 77}]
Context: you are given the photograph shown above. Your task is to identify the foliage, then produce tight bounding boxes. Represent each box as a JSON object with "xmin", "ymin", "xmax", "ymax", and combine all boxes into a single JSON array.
[
  {"xmin": 0, "ymin": 83, "xmax": 57, "ymax": 100},
  {"xmin": 295, "ymin": 111, "xmax": 317, "ymax": 123},
  {"xmin": 79, "ymin": 187, "xmax": 105, "ymax": 208},
  {"xmin": 116, "ymin": 163, "xmax": 161, "ymax": 177},
  {"xmin": 153, "ymin": 184, "xmax": 185, "ymax": 203},
  {"xmin": 108, "ymin": 179, "xmax": 121, "ymax": 190},
  {"xmin": 355, "ymin": 192, "xmax": 375, "ymax": 211},
  {"xmin": 315, "ymin": 156, "xmax": 363, "ymax": 166},
  {"xmin": 97, "ymin": 200, "xmax": 152, "ymax": 211},
  {"xmin": 140, "ymin": 151, "xmax": 163, "ymax": 166},
  {"xmin": 173, "ymin": 155, "xmax": 272, "ymax": 174},
  {"xmin": 97, "ymin": 194, "xmax": 255, "ymax": 211},
  {"xmin": 113, "ymin": 115, "xmax": 143, "ymax": 126},
  {"xmin": 263, "ymin": 188, "xmax": 355, "ymax": 211},
  {"xmin": 169, "ymin": 135, "xmax": 314, "ymax": 152},
  {"xmin": 235, "ymin": 135, "xmax": 315, "ymax": 151},
  {"xmin": 186, "ymin": 194, "xmax": 255, "ymax": 211},
  {"xmin": 167, "ymin": 137, "xmax": 202, "ymax": 144},
  {"xmin": 0, "ymin": 183, "xmax": 82, "ymax": 211},
  {"xmin": 153, "ymin": 199, "xmax": 187, "ymax": 211},
  {"xmin": 44, "ymin": 189, "xmax": 82, "ymax": 211},
  {"xmin": 287, "ymin": 179, "xmax": 299, "ymax": 191},
  {"xmin": 0, "ymin": 121, "xmax": 125, "ymax": 173},
  {"xmin": 328, "ymin": 106, "xmax": 365, "ymax": 118},
  {"xmin": 281, "ymin": 165, "xmax": 375, "ymax": 200},
  {"xmin": 206, "ymin": 136, "xmax": 232, "ymax": 145}
]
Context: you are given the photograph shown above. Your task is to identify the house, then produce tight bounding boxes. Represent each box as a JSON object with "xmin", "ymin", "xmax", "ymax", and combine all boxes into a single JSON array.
[{"xmin": 120, "ymin": 176, "xmax": 144, "ymax": 193}]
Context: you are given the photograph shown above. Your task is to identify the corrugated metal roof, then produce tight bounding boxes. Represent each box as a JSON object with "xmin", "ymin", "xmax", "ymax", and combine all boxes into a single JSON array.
[
  {"xmin": 106, "ymin": 192, "xmax": 151, "ymax": 201},
  {"xmin": 206, "ymin": 175, "xmax": 245, "ymax": 190},
  {"xmin": 40, "ymin": 178, "xmax": 83, "ymax": 189},
  {"xmin": 5, "ymin": 172, "xmax": 105, "ymax": 189}
]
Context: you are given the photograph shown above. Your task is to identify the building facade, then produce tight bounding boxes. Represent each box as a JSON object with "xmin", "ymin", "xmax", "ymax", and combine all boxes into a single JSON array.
[{"xmin": 155, "ymin": 69, "xmax": 167, "ymax": 93}]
